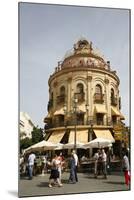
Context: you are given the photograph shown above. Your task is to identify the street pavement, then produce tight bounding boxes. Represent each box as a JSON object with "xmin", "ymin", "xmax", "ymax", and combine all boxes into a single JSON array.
[{"xmin": 19, "ymin": 171, "xmax": 130, "ymax": 197}]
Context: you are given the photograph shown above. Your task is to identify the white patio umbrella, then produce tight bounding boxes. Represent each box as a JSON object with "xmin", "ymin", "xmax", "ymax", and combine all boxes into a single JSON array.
[
  {"xmin": 63, "ymin": 142, "xmax": 86, "ymax": 149},
  {"xmin": 24, "ymin": 140, "xmax": 58, "ymax": 153},
  {"xmin": 54, "ymin": 143, "xmax": 64, "ymax": 150},
  {"xmin": 83, "ymin": 138, "xmax": 113, "ymax": 149}
]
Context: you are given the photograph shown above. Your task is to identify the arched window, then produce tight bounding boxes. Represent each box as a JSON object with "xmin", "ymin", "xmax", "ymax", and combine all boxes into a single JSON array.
[
  {"xmin": 111, "ymin": 88, "xmax": 114, "ymax": 98},
  {"xmin": 111, "ymin": 88, "xmax": 117, "ymax": 106},
  {"xmin": 75, "ymin": 83, "xmax": 85, "ymax": 102},
  {"xmin": 76, "ymin": 83, "xmax": 84, "ymax": 93},
  {"xmin": 57, "ymin": 86, "xmax": 65, "ymax": 104},
  {"xmin": 48, "ymin": 92, "xmax": 53, "ymax": 111},
  {"xmin": 94, "ymin": 84, "xmax": 104, "ymax": 103},
  {"xmin": 95, "ymin": 84, "xmax": 102, "ymax": 94},
  {"xmin": 60, "ymin": 86, "xmax": 65, "ymax": 95}
]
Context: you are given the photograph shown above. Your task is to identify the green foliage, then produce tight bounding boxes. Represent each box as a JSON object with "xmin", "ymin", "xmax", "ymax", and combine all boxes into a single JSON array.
[
  {"xmin": 31, "ymin": 126, "xmax": 44, "ymax": 144},
  {"xmin": 19, "ymin": 126, "xmax": 44, "ymax": 153},
  {"xmin": 20, "ymin": 137, "xmax": 32, "ymax": 152}
]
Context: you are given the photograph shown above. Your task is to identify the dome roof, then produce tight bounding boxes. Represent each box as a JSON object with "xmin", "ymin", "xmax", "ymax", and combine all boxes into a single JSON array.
[{"xmin": 61, "ymin": 39, "xmax": 109, "ymax": 70}]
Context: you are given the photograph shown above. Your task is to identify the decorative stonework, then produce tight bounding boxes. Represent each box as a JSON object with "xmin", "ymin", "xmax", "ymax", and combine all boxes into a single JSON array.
[
  {"xmin": 67, "ymin": 77, "xmax": 72, "ymax": 82},
  {"xmin": 53, "ymin": 81, "xmax": 58, "ymax": 87},
  {"xmin": 104, "ymin": 78, "xmax": 109, "ymax": 84},
  {"xmin": 87, "ymin": 76, "xmax": 92, "ymax": 81}
]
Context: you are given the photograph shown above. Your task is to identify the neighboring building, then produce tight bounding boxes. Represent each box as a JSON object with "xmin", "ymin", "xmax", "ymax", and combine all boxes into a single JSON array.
[
  {"xmin": 44, "ymin": 39, "xmax": 128, "ymax": 156},
  {"xmin": 20, "ymin": 112, "xmax": 34, "ymax": 139}
]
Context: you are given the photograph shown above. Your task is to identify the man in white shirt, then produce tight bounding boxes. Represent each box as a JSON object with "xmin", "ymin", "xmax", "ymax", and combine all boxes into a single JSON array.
[
  {"xmin": 28, "ymin": 152, "xmax": 36, "ymax": 180},
  {"xmin": 101, "ymin": 149, "xmax": 107, "ymax": 179},
  {"xmin": 72, "ymin": 150, "xmax": 78, "ymax": 182},
  {"xmin": 93, "ymin": 149, "xmax": 100, "ymax": 178}
]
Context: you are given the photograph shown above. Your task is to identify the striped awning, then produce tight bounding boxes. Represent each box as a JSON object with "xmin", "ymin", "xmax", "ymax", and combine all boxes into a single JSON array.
[
  {"xmin": 77, "ymin": 104, "xmax": 86, "ymax": 113},
  {"xmin": 94, "ymin": 105, "xmax": 106, "ymax": 113},
  {"xmin": 120, "ymin": 113, "xmax": 125, "ymax": 120},
  {"xmin": 68, "ymin": 129, "xmax": 88, "ymax": 143},
  {"xmin": 47, "ymin": 131, "xmax": 65, "ymax": 143},
  {"xmin": 111, "ymin": 106, "xmax": 120, "ymax": 116},
  {"xmin": 93, "ymin": 129, "xmax": 115, "ymax": 142},
  {"xmin": 54, "ymin": 108, "xmax": 65, "ymax": 115}
]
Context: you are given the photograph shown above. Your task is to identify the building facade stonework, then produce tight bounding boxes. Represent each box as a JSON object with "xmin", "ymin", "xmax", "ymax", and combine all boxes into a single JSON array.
[{"xmin": 44, "ymin": 39, "xmax": 126, "ymax": 155}]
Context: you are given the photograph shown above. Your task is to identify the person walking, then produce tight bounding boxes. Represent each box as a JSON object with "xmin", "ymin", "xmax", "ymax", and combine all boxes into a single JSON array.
[
  {"xmin": 48, "ymin": 154, "xmax": 63, "ymax": 188},
  {"xmin": 122, "ymin": 151, "xmax": 130, "ymax": 186},
  {"xmin": 93, "ymin": 149, "xmax": 100, "ymax": 178},
  {"xmin": 57, "ymin": 152, "xmax": 64, "ymax": 183},
  {"xmin": 68, "ymin": 153, "xmax": 76, "ymax": 183},
  {"xmin": 72, "ymin": 150, "xmax": 78, "ymax": 182},
  {"xmin": 42, "ymin": 154, "xmax": 47, "ymax": 174},
  {"xmin": 101, "ymin": 149, "xmax": 107, "ymax": 179},
  {"xmin": 27, "ymin": 152, "xmax": 36, "ymax": 180}
]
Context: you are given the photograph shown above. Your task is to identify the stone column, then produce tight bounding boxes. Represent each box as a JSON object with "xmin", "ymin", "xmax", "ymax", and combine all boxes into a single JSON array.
[
  {"xmin": 87, "ymin": 74, "xmax": 93, "ymax": 121},
  {"xmin": 87, "ymin": 74, "xmax": 93, "ymax": 157},
  {"xmin": 104, "ymin": 77, "xmax": 110, "ymax": 125}
]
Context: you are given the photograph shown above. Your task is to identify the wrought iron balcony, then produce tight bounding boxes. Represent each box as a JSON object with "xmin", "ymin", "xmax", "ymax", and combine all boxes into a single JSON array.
[
  {"xmin": 74, "ymin": 92, "xmax": 85, "ymax": 102},
  {"xmin": 111, "ymin": 97, "xmax": 118, "ymax": 106},
  {"xmin": 56, "ymin": 94, "xmax": 65, "ymax": 104},
  {"xmin": 94, "ymin": 93, "xmax": 104, "ymax": 104}
]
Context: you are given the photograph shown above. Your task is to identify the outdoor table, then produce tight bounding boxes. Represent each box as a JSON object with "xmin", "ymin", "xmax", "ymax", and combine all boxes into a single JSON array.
[{"xmin": 80, "ymin": 160, "xmax": 94, "ymax": 173}]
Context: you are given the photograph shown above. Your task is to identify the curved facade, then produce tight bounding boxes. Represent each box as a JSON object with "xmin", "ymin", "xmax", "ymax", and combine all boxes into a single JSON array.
[{"xmin": 44, "ymin": 39, "xmax": 125, "ymax": 155}]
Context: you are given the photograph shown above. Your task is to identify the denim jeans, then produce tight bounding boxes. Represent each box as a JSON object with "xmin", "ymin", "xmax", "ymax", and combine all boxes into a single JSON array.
[
  {"xmin": 69, "ymin": 167, "xmax": 76, "ymax": 182},
  {"xmin": 102, "ymin": 162, "xmax": 107, "ymax": 177},
  {"xmin": 28, "ymin": 165, "xmax": 34, "ymax": 179}
]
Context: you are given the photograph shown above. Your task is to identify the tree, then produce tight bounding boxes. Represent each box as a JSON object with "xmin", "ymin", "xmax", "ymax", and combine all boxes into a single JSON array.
[
  {"xmin": 31, "ymin": 126, "xmax": 44, "ymax": 144},
  {"xmin": 20, "ymin": 137, "xmax": 32, "ymax": 153}
]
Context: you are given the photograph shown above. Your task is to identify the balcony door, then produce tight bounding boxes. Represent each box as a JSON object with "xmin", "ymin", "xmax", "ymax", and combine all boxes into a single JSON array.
[{"xmin": 96, "ymin": 113, "xmax": 104, "ymax": 125}]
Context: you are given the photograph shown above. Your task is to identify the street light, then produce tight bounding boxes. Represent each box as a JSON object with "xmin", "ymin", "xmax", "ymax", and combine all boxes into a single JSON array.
[
  {"xmin": 64, "ymin": 98, "xmax": 90, "ymax": 150},
  {"xmin": 85, "ymin": 104, "xmax": 89, "ymax": 125},
  {"xmin": 63, "ymin": 97, "xmax": 78, "ymax": 150},
  {"xmin": 73, "ymin": 97, "xmax": 78, "ymax": 150}
]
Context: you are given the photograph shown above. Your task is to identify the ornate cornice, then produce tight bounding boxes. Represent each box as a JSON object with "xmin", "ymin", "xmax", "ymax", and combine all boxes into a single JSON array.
[{"xmin": 48, "ymin": 66, "xmax": 120, "ymax": 86}]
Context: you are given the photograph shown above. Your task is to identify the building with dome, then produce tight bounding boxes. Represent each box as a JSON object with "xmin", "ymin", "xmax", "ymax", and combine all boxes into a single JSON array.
[{"xmin": 43, "ymin": 39, "xmax": 128, "ymax": 157}]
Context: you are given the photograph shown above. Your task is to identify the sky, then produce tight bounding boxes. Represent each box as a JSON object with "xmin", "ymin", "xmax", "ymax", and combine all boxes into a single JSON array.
[{"xmin": 19, "ymin": 2, "xmax": 130, "ymax": 128}]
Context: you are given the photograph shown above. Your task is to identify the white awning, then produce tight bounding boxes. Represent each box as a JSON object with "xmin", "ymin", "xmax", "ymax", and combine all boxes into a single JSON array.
[
  {"xmin": 68, "ymin": 129, "xmax": 88, "ymax": 143},
  {"xmin": 120, "ymin": 113, "xmax": 125, "ymax": 120},
  {"xmin": 94, "ymin": 105, "xmax": 106, "ymax": 113},
  {"xmin": 54, "ymin": 108, "xmax": 65, "ymax": 115},
  {"xmin": 93, "ymin": 129, "xmax": 115, "ymax": 142},
  {"xmin": 47, "ymin": 131, "xmax": 65, "ymax": 143},
  {"xmin": 77, "ymin": 104, "xmax": 86, "ymax": 113},
  {"xmin": 111, "ymin": 106, "xmax": 120, "ymax": 116}
]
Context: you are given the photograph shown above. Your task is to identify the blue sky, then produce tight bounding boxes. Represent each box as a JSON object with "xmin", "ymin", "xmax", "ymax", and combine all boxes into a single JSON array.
[{"xmin": 20, "ymin": 3, "xmax": 130, "ymax": 128}]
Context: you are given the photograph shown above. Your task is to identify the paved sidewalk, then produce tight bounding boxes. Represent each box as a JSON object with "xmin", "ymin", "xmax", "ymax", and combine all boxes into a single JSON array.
[{"xmin": 19, "ymin": 172, "xmax": 130, "ymax": 197}]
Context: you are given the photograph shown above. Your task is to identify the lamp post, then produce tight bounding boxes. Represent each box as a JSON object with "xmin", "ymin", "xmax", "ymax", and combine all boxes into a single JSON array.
[
  {"xmin": 63, "ymin": 103, "xmax": 67, "ymax": 126},
  {"xmin": 73, "ymin": 97, "xmax": 78, "ymax": 150},
  {"xmin": 63, "ymin": 97, "xmax": 78, "ymax": 150},
  {"xmin": 85, "ymin": 104, "xmax": 89, "ymax": 125}
]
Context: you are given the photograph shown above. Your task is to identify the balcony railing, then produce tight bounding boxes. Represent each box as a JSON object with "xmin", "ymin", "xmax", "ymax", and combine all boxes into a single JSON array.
[
  {"xmin": 56, "ymin": 95, "xmax": 65, "ymax": 104},
  {"xmin": 74, "ymin": 92, "xmax": 85, "ymax": 102},
  {"xmin": 94, "ymin": 93, "xmax": 104, "ymax": 104},
  {"xmin": 44, "ymin": 118, "xmax": 123, "ymax": 130},
  {"xmin": 111, "ymin": 97, "xmax": 118, "ymax": 106},
  {"xmin": 96, "ymin": 120, "xmax": 104, "ymax": 125}
]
